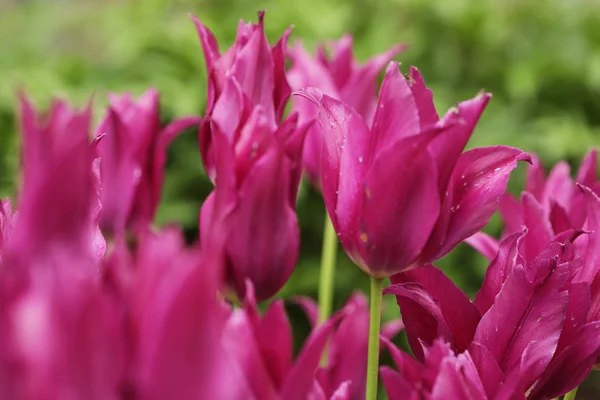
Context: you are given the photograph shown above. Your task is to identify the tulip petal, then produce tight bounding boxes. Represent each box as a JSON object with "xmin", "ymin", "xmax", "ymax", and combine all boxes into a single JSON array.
[
  {"xmin": 464, "ymin": 231, "xmax": 500, "ymax": 261},
  {"xmin": 521, "ymin": 192, "xmax": 554, "ymax": 262},
  {"xmin": 293, "ymin": 89, "xmax": 371, "ymax": 243},
  {"xmin": 429, "ymin": 92, "xmax": 492, "ymax": 194},
  {"xmin": 225, "ymin": 147, "xmax": 300, "ymax": 302},
  {"xmin": 387, "ymin": 265, "xmax": 480, "ymax": 359},
  {"xmin": 474, "ymin": 265, "xmax": 569, "ymax": 381},
  {"xmin": 528, "ymin": 322, "xmax": 600, "ymax": 400},
  {"xmin": 469, "ymin": 342, "xmax": 505, "ymax": 398},
  {"xmin": 575, "ymin": 186, "xmax": 600, "ymax": 283},
  {"xmin": 380, "ymin": 366, "xmax": 418, "ymax": 400},
  {"xmin": 431, "ymin": 146, "xmax": 530, "ymax": 260},
  {"xmin": 525, "ymin": 153, "xmax": 546, "ymax": 200},
  {"xmin": 280, "ymin": 312, "xmax": 340, "ymax": 400},
  {"xmin": 341, "ymin": 46, "xmax": 407, "ymax": 123},
  {"xmin": 358, "ymin": 129, "xmax": 441, "ymax": 276},
  {"xmin": 498, "ymin": 193, "xmax": 524, "ymax": 235},
  {"xmin": 407, "ymin": 66, "xmax": 439, "ymax": 129},
  {"xmin": 474, "ymin": 232, "xmax": 522, "ymax": 315},
  {"xmin": 369, "ymin": 62, "xmax": 420, "ymax": 155}
]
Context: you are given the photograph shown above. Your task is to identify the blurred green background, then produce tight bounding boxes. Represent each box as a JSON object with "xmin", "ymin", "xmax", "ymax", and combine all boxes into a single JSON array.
[{"xmin": 1, "ymin": 0, "xmax": 600, "ymax": 397}]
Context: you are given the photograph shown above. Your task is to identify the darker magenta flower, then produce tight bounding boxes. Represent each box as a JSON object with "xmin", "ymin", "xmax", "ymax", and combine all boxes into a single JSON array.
[
  {"xmin": 287, "ymin": 36, "xmax": 406, "ymax": 185},
  {"xmin": 7, "ymin": 96, "xmax": 106, "ymax": 269},
  {"xmin": 199, "ymin": 75, "xmax": 307, "ymax": 302},
  {"xmin": 192, "ymin": 11, "xmax": 292, "ymax": 181},
  {"xmin": 95, "ymin": 89, "xmax": 201, "ymax": 237},
  {"xmin": 384, "ymin": 234, "xmax": 600, "ymax": 399},
  {"xmin": 294, "ymin": 293, "xmax": 403, "ymax": 400},
  {"xmin": 217, "ymin": 282, "xmax": 349, "ymax": 400},
  {"xmin": 295, "ymin": 62, "xmax": 529, "ymax": 277}
]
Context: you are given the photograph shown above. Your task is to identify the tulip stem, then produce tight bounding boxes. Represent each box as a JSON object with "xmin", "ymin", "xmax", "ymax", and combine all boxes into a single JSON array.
[
  {"xmin": 318, "ymin": 215, "xmax": 338, "ymax": 364},
  {"xmin": 563, "ymin": 387, "xmax": 578, "ymax": 400},
  {"xmin": 366, "ymin": 276, "xmax": 385, "ymax": 400},
  {"xmin": 318, "ymin": 215, "xmax": 338, "ymax": 324}
]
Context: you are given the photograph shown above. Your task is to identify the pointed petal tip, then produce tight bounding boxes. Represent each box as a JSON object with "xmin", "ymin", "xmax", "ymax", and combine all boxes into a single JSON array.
[{"xmin": 384, "ymin": 60, "xmax": 402, "ymax": 75}]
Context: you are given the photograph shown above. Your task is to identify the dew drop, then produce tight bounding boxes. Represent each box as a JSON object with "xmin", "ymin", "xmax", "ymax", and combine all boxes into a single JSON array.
[
  {"xmin": 493, "ymin": 167, "xmax": 501, "ymax": 172},
  {"xmin": 358, "ymin": 156, "xmax": 364, "ymax": 163}
]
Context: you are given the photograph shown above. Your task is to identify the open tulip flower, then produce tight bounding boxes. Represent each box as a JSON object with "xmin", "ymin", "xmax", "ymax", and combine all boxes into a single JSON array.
[{"xmin": 295, "ymin": 61, "xmax": 529, "ymax": 278}]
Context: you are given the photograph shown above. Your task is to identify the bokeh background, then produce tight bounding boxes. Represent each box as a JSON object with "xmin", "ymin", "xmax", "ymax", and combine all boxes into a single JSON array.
[{"xmin": 1, "ymin": 0, "xmax": 600, "ymax": 397}]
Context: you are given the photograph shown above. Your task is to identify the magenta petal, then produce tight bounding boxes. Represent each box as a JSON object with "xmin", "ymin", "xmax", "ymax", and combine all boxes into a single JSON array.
[
  {"xmin": 358, "ymin": 130, "xmax": 441, "ymax": 276},
  {"xmin": 474, "ymin": 232, "xmax": 522, "ymax": 315},
  {"xmin": 575, "ymin": 186, "xmax": 600, "ymax": 283},
  {"xmin": 429, "ymin": 92, "xmax": 492, "ymax": 194},
  {"xmin": 380, "ymin": 366, "xmax": 418, "ymax": 400},
  {"xmin": 464, "ymin": 232, "xmax": 500, "ymax": 261},
  {"xmin": 473, "ymin": 265, "xmax": 569, "ymax": 380},
  {"xmin": 469, "ymin": 342, "xmax": 505, "ymax": 398},
  {"xmin": 190, "ymin": 15, "xmax": 221, "ymax": 76},
  {"xmin": 381, "ymin": 320, "xmax": 405, "ymax": 339},
  {"xmin": 528, "ymin": 322, "xmax": 600, "ymax": 400},
  {"xmin": 430, "ymin": 355, "xmax": 486, "ymax": 400},
  {"xmin": 222, "ymin": 309, "xmax": 279, "ymax": 399},
  {"xmin": 272, "ymin": 26, "xmax": 293, "ymax": 121},
  {"xmin": 138, "ymin": 254, "xmax": 232, "ymax": 399},
  {"xmin": 388, "ymin": 265, "xmax": 480, "ymax": 359},
  {"xmin": 369, "ymin": 62, "xmax": 420, "ymax": 154},
  {"xmin": 293, "ymin": 89, "xmax": 371, "ymax": 239},
  {"xmin": 280, "ymin": 313, "xmax": 340, "ymax": 400},
  {"xmin": 432, "ymin": 146, "xmax": 530, "ymax": 260},
  {"xmin": 407, "ymin": 66, "xmax": 439, "ymax": 129},
  {"xmin": 230, "ymin": 17, "xmax": 276, "ymax": 122},
  {"xmin": 542, "ymin": 161, "xmax": 573, "ymax": 211},
  {"xmin": 576, "ymin": 148, "xmax": 598, "ymax": 186},
  {"xmin": 341, "ymin": 46, "xmax": 407, "ymax": 124},
  {"xmin": 525, "ymin": 153, "xmax": 546, "ymax": 200},
  {"xmin": 253, "ymin": 300, "xmax": 293, "ymax": 389},
  {"xmin": 225, "ymin": 147, "xmax": 300, "ymax": 302},
  {"xmin": 556, "ymin": 283, "xmax": 590, "ymax": 354},
  {"xmin": 498, "ymin": 193, "xmax": 524, "ymax": 235},
  {"xmin": 521, "ymin": 192, "xmax": 554, "ymax": 262}
]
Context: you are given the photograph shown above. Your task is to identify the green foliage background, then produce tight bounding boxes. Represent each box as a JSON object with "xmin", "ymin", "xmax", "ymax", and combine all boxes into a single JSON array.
[{"xmin": 1, "ymin": 0, "xmax": 600, "ymax": 396}]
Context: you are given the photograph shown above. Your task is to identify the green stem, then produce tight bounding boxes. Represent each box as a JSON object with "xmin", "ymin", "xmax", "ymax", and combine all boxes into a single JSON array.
[
  {"xmin": 366, "ymin": 276, "xmax": 385, "ymax": 400},
  {"xmin": 318, "ymin": 215, "xmax": 338, "ymax": 365},
  {"xmin": 318, "ymin": 215, "xmax": 338, "ymax": 325},
  {"xmin": 563, "ymin": 387, "xmax": 578, "ymax": 400}
]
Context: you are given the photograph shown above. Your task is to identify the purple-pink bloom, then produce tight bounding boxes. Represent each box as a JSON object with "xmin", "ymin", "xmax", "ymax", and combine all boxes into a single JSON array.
[
  {"xmin": 199, "ymin": 76, "xmax": 307, "ymax": 302},
  {"xmin": 95, "ymin": 89, "xmax": 201, "ymax": 237},
  {"xmin": 295, "ymin": 62, "xmax": 529, "ymax": 277},
  {"xmin": 385, "ymin": 234, "xmax": 600, "ymax": 398},
  {"xmin": 294, "ymin": 293, "xmax": 403, "ymax": 400},
  {"xmin": 468, "ymin": 150, "xmax": 599, "ymax": 261},
  {"xmin": 219, "ymin": 282, "xmax": 348, "ymax": 400},
  {"xmin": 192, "ymin": 11, "xmax": 292, "ymax": 181},
  {"xmin": 6, "ymin": 96, "xmax": 106, "ymax": 273},
  {"xmin": 287, "ymin": 36, "xmax": 406, "ymax": 185}
]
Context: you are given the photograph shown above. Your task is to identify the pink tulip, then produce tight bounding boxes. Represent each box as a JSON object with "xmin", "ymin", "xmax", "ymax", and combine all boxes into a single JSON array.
[
  {"xmin": 384, "ymin": 234, "xmax": 600, "ymax": 399},
  {"xmin": 287, "ymin": 36, "xmax": 406, "ymax": 185},
  {"xmin": 294, "ymin": 293, "xmax": 403, "ymax": 399},
  {"xmin": 199, "ymin": 74, "xmax": 308, "ymax": 302},
  {"xmin": 295, "ymin": 62, "xmax": 529, "ymax": 277},
  {"xmin": 192, "ymin": 11, "xmax": 292, "ymax": 181},
  {"xmin": 95, "ymin": 89, "xmax": 201, "ymax": 237}
]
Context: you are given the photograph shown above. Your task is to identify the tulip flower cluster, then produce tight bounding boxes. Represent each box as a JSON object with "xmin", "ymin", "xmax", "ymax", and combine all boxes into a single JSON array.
[{"xmin": 0, "ymin": 10, "xmax": 598, "ymax": 400}]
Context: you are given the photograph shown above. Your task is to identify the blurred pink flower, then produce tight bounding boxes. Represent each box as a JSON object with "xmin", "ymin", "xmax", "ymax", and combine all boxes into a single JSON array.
[{"xmin": 287, "ymin": 35, "xmax": 406, "ymax": 185}]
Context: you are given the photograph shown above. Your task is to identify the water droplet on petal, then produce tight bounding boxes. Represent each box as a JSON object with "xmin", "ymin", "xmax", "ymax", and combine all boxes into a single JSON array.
[{"xmin": 494, "ymin": 167, "xmax": 501, "ymax": 172}]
